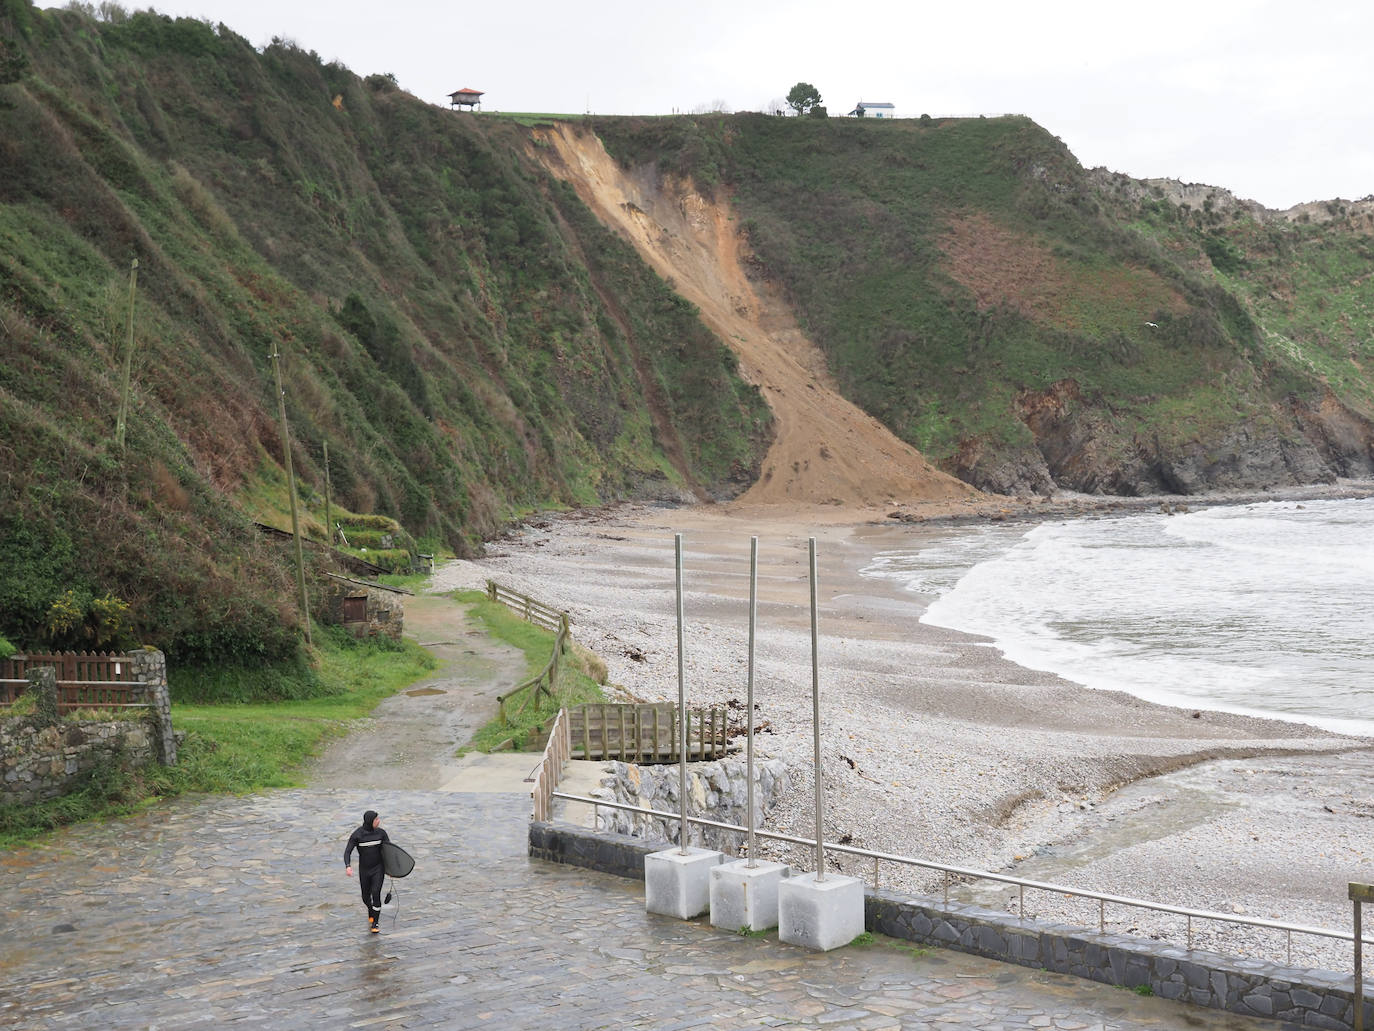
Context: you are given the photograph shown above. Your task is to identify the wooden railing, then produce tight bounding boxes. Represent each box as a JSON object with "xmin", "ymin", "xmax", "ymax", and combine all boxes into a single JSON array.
[
  {"xmin": 0, "ymin": 652, "xmax": 146, "ymax": 712},
  {"xmin": 568, "ymin": 702, "xmax": 730, "ymax": 763},
  {"xmin": 531, "ymin": 707, "xmax": 572, "ymax": 821},
  {"xmin": 487, "ymin": 581, "xmax": 573, "ymax": 724},
  {"xmin": 486, "ymin": 580, "xmax": 568, "ymax": 634}
]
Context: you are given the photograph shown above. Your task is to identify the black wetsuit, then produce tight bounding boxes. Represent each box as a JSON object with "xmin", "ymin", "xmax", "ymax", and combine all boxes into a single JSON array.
[{"xmin": 344, "ymin": 810, "xmax": 391, "ymax": 926}]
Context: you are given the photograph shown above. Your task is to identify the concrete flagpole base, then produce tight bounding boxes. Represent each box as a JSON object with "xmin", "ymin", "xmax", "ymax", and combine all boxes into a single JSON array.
[
  {"xmin": 709, "ymin": 859, "xmax": 790, "ymax": 933},
  {"xmin": 645, "ymin": 847, "xmax": 724, "ymax": 919},
  {"xmin": 778, "ymin": 871, "xmax": 865, "ymax": 951}
]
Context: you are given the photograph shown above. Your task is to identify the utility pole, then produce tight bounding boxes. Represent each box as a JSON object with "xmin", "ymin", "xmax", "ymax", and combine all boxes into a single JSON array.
[
  {"xmin": 114, "ymin": 258, "xmax": 138, "ymax": 450},
  {"xmin": 269, "ymin": 340, "xmax": 312, "ymax": 648},
  {"xmin": 323, "ymin": 440, "xmax": 332, "ymax": 547}
]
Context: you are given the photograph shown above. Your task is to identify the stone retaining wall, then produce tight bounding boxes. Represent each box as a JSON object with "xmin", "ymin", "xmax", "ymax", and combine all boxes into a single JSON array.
[
  {"xmin": 589, "ymin": 757, "xmax": 789, "ymax": 852},
  {"xmin": 1, "ymin": 716, "xmax": 155, "ymax": 805},
  {"xmin": 0, "ymin": 648, "xmax": 176, "ymax": 805},
  {"xmin": 529, "ymin": 820, "xmax": 1372, "ymax": 1031}
]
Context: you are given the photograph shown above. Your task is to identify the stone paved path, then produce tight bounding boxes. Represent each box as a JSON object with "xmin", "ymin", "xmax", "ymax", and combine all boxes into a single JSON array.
[{"xmin": 1, "ymin": 790, "xmax": 1279, "ymax": 1030}]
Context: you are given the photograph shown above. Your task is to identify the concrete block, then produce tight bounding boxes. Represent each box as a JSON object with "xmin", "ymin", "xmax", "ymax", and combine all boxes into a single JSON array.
[
  {"xmin": 778, "ymin": 872, "xmax": 865, "ymax": 951},
  {"xmin": 644, "ymin": 846, "xmax": 723, "ymax": 919},
  {"xmin": 709, "ymin": 859, "xmax": 789, "ymax": 933}
]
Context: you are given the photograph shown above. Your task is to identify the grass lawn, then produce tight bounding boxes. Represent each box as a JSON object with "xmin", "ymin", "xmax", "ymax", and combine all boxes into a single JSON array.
[{"xmin": 453, "ymin": 589, "xmax": 607, "ymax": 753}]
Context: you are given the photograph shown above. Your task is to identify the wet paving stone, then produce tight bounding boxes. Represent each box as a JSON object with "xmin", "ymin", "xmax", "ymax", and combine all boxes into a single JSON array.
[{"xmin": 1, "ymin": 790, "xmax": 1282, "ymax": 1030}]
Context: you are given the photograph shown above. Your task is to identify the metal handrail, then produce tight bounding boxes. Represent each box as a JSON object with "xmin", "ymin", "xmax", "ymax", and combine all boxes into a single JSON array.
[{"xmin": 550, "ymin": 790, "xmax": 1373, "ymax": 963}]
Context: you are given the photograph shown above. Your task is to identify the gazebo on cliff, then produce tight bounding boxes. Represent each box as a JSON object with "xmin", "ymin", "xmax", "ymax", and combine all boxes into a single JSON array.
[{"xmin": 448, "ymin": 88, "xmax": 484, "ymax": 111}]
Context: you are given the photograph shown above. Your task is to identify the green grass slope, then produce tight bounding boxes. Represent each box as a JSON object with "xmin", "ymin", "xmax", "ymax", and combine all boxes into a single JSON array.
[
  {"xmin": 592, "ymin": 113, "xmax": 1374, "ymax": 496},
  {"xmin": 0, "ymin": 0, "xmax": 769, "ymax": 665}
]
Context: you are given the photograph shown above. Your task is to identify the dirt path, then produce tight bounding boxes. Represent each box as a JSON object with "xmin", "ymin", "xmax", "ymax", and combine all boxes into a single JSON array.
[
  {"xmin": 303, "ymin": 594, "xmax": 529, "ymax": 791},
  {"xmin": 532, "ymin": 124, "xmax": 984, "ymax": 517}
]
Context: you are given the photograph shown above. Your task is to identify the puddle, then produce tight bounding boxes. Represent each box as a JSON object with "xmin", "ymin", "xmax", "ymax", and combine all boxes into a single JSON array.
[{"xmin": 405, "ymin": 687, "xmax": 446, "ymax": 697}]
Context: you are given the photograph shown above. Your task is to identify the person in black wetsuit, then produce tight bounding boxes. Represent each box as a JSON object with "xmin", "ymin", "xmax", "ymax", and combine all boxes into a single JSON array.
[{"xmin": 344, "ymin": 809, "xmax": 391, "ymax": 933}]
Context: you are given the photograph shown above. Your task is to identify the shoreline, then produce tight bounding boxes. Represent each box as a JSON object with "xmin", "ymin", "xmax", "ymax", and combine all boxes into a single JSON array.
[{"xmin": 435, "ymin": 489, "xmax": 1374, "ymax": 970}]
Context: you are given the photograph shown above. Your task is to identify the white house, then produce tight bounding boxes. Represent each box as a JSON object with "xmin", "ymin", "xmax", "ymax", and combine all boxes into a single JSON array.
[{"xmin": 849, "ymin": 101, "xmax": 896, "ymax": 118}]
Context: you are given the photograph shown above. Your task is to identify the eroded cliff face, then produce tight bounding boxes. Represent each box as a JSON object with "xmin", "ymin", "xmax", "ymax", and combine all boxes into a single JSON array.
[
  {"xmin": 547, "ymin": 116, "xmax": 1374, "ymax": 502},
  {"xmin": 530, "ymin": 123, "xmax": 983, "ymax": 512},
  {"xmin": 963, "ymin": 380, "xmax": 1374, "ymax": 498}
]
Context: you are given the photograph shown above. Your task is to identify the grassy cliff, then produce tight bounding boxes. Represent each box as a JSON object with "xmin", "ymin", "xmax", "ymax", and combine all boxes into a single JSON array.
[
  {"xmin": 0, "ymin": 0, "xmax": 770, "ymax": 665},
  {"xmin": 592, "ymin": 113, "xmax": 1374, "ymax": 495}
]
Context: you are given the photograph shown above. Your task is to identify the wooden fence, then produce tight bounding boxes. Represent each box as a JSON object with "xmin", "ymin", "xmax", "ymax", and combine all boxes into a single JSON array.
[
  {"xmin": 565, "ymin": 702, "xmax": 730, "ymax": 763},
  {"xmin": 485, "ymin": 580, "xmax": 568, "ymax": 634},
  {"xmin": 486, "ymin": 581, "xmax": 573, "ymax": 723},
  {"xmin": 531, "ymin": 707, "xmax": 572, "ymax": 822},
  {"xmin": 0, "ymin": 652, "xmax": 146, "ymax": 712}
]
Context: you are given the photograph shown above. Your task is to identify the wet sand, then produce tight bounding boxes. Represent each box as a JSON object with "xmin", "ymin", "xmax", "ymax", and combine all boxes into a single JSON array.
[{"xmin": 433, "ymin": 499, "xmax": 1374, "ymax": 972}]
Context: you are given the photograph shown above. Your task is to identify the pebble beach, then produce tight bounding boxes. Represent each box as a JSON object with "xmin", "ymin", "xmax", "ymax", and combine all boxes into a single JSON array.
[{"xmin": 431, "ymin": 500, "xmax": 1374, "ymax": 974}]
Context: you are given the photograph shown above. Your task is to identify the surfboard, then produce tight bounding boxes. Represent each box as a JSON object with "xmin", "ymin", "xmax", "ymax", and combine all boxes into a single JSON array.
[{"xmin": 380, "ymin": 841, "xmax": 415, "ymax": 878}]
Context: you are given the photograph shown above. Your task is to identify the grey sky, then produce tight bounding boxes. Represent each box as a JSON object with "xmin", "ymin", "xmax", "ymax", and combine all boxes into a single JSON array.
[{"xmin": 81, "ymin": 0, "xmax": 1374, "ymax": 209}]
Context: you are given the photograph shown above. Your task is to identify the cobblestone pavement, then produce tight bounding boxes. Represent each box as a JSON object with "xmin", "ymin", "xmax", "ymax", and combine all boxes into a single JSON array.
[{"xmin": 1, "ymin": 791, "xmax": 1278, "ymax": 1030}]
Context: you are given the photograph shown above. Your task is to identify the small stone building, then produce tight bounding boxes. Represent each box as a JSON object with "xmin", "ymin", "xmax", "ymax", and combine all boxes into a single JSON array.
[{"xmin": 320, "ymin": 573, "xmax": 408, "ymax": 640}]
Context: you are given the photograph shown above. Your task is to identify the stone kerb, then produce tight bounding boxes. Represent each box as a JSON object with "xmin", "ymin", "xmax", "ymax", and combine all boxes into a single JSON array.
[
  {"xmin": 866, "ymin": 890, "xmax": 1372, "ymax": 1030},
  {"xmin": 528, "ymin": 819, "xmax": 1372, "ymax": 1031}
]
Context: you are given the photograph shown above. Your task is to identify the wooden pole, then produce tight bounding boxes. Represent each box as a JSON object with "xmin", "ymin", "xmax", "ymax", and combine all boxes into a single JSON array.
[
  {"xmin": 323, "ymin": 440, "xmax": 332, "ymax": 546},
  {"xmin": 270, "ymin": 341, "xmax": 312, "ymax": 648},
  {"xmin": 114, "ymin": 258, "xmax": 139, "ymax": 450}
]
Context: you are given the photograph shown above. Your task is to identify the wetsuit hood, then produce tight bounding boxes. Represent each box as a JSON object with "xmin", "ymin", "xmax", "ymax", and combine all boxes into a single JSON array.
[{"xmin": 363, "ymin": 809, "xmax": 378, "ymax": 829}]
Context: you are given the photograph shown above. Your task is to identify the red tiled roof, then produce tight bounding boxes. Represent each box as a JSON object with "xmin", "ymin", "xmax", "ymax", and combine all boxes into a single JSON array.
[{"xmin": 449, "ymin": 88, "xmax": 484, "ymax": 96}]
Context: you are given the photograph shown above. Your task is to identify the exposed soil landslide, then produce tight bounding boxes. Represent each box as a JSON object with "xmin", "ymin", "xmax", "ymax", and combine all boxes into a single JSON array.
[{"xmin": 533, "ymin": 125, "xmax": 982, "ymax": 517}]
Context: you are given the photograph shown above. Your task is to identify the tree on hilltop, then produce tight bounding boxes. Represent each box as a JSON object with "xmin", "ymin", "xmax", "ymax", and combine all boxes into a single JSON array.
[{"xmin": 785, "ymin": 82, "xmax": 821, "ymax": 116}]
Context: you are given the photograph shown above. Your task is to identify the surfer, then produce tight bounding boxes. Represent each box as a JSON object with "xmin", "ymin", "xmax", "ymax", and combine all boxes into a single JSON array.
[{"xmin": 344, "ymin": 810, "xmax": 391, "ymax": 933}]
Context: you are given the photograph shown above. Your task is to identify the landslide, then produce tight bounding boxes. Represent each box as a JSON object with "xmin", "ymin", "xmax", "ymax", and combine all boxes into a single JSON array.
[
  {"xmin": 532, "ymin": 123, "xmax": 981, "ymax": 513},
  {"xmin": 0, "ymin": 2, "xmax": 769, "ymax": 663},
  {"xmin": 589, "ymin": 115, "xmax": 1374, "ymax": 496}
]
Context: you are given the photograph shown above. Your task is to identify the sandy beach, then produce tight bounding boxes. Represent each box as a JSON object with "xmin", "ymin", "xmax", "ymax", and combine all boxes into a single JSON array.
[{"xmin": 432, "ymin": 496, "xmax": 1373, "ymax": 973}]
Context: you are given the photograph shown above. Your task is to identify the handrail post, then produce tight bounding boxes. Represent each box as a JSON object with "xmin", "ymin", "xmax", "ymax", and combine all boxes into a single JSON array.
[{"xmin": 1352, "ymin": 883, "xmax": 1370, "ymax": 1031}]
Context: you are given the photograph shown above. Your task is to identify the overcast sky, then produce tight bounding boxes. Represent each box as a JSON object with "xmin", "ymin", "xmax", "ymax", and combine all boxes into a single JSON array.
[{"xmin": 85, "ymin": 0, "xmax": 1374, "ymax": 209}]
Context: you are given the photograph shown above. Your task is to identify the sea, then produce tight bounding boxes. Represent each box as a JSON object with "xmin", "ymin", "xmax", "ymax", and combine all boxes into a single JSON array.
[{"xmin": 860, "ymin": 496, "xmax": 1374, "ymax": 737}]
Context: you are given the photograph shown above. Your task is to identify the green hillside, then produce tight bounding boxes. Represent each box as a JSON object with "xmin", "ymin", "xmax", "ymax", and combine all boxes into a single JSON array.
[
  {"xmin": 4, "ymin": 0, "xmax": 1372, "ymax": 671},
  {"xmin": 0, "ymin": 0, "xmax": 769, "ymax": 665},
  {"xmin": 592, "ymin": 114, "xmax": 1374, "ymax": 495}
]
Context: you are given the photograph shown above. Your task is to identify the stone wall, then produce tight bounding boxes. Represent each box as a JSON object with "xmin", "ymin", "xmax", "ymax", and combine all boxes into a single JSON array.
[
  {"xmin": 320, "ymin": 574, "xmax": 405, "ymax": 641},
  {"xmin": 0, "ymin": 648, "xmax": 176, "ymax": 805},
  {"xmin": 589, "ymin": 757, "xmax": 789, "ymax": 852},
  {"xmin": 1, "ymin": 716, "xmax": 155, "ymax": 805},
  {"xmin": 529, "ymin": 820, "xmax": 1373, "ymax": 1031}
]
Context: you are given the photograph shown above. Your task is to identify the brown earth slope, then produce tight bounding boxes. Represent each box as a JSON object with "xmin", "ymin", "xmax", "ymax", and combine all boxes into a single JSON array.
[{"xmin": 532, "ymin": 125, "xmax": 985, "ymax": 518}]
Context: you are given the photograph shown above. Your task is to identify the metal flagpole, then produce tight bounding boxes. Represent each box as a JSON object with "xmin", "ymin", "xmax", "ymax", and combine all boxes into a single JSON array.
[
  {"xmin": 746, "ymin": 535, "xmax": 758, "ymax": 868},
  {"xmin": 809, "ymin": 536, "xmax": 824, "ymax": 881},
  {"xmin": 676, "ymin": 533, "xmax": 688, "ymax": 855}
]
